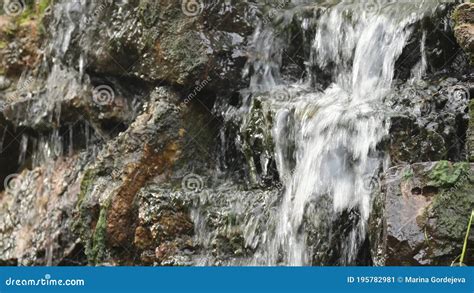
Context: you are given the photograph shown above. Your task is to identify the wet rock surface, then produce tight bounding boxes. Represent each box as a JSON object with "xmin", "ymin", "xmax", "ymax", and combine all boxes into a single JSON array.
[
  {"xmin": 469, "ymin": 99, "xmax": 474, "ymax": 162},
  {"xmin": 0, "ymin": 155, "xmax": 89, "ymax": 265},
  {"xmin": 370, "ymin": 162, "xmax": 474, "ymax": 266},
  {"xmin": 453, "ymin": 3, "xmax": 474, "ymax": 64},
  {"xmin": 0, "ymin": 1, "xmax": 473, "ymax": 267},
  {"xmin": 386, "ymin": 78, "xmax": 472, "ymax": 164}
]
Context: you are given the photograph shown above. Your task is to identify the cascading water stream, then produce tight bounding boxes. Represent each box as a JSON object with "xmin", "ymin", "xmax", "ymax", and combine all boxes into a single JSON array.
[{"xmin": 242, "ymin": 1, "xmax": 444, "ymax": 265}]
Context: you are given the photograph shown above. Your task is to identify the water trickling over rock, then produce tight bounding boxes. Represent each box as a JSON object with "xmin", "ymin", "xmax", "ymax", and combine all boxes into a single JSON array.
[
  {"xmin": 238, "ymin": 1, "xmax": 456, "ymax": 265},
  {"xmin": 0, "ymin": 0, "xmax": 472, "ymax": 266}
]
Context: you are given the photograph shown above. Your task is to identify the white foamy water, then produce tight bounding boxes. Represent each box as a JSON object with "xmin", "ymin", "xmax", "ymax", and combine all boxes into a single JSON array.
[{"xmin": 243, "ymin": 0, "xmax": 445, "ymax": 265}]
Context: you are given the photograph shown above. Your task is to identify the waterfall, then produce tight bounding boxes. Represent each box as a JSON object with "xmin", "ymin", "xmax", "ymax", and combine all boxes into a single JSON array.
[{"xmin": 242, "ymin": 1, "xmax": 445, "ymax": 265}]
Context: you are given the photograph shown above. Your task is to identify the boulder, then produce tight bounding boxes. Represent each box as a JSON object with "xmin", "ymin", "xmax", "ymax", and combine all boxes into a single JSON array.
[
  {"xmin": 386, "ymin": 78, "xmax": 471, "ymax": 163},
  {"xmin": 74, "ymin": 87, "xmax": 183, "ymax": 265},
  {"xmin": 453, "ymin": 3, "xmax": 474, "ymax": 64},
  {"xmin": 0, "ymin": 155, "xmax": 88, "ymax": 265},
  {"xmin": 42, "ymin": 0, "xmax": 256, "ymax": 93},
  {"xmin": 370, "ymin": 161, "xmax": 474, "ymax": 266}
]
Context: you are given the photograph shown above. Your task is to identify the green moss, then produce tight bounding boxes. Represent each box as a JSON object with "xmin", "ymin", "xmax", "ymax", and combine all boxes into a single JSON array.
[
  {"xmin": 38, "ymin": 0, "xmax": 51, "ymax": 15},
  {"xmin": 74, "ymin": 169, "xmax": 110, "ymax": 265},
  {"xmin": 452, "ymin": 7, "xmax": 461, "ymax": 25},
  {"xmin": 12, "ymin": 0, "xmax": 51, "ymax": 30},
  {"xmin": 428, "ymin": 161, "xmax": 470, "ymax": 188},
  {"xmin": 76, "ymin": 169, "xmax": 96, "ymax": 207},
  {"xmin": 88, "ymin": 202, "xmax": 110, "ymax": 264},
  {"xmin": 429, "ymin": 173, "xmax": 474, "ymax": 241},
  {"xmin": 17, "ymin": 6, "xmax": 35, "ymax": 26},
  {"xmin": 4, "ymin": 26, "xmax": 17, "ymax": 38},
  {"xmin": 37, "ymin": 0, "xmax": 52, "ymax": 36}
]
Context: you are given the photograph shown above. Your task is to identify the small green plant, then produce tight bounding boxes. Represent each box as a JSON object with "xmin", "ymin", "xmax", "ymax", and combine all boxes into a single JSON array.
[
  {"xmin": 459, "ymin": 210, "xmax": 474, "ymax": 266},
  {"xmin": 402, "ymin": 168, "xmax": 414, "ymax": 180}
]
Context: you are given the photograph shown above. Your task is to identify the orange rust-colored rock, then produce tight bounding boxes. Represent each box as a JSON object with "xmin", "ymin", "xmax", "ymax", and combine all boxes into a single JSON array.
[
  {"xmin": 134, "ymin": 226, "xmax": 153, "ymax": 250},
  {"xmin": 152, "ymin": 211, "xmax": 194, "ymax": 243},
  {"xmin": 106, "ymin": 141, "xmax": 181, "ymax": 248}
]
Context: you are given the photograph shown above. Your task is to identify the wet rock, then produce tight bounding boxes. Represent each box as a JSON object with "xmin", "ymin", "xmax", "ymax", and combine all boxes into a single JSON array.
[
  {"xmin": 0, "ymin": 155, "xmax": 89, "ymax": 265},
  {"xmin": 387, "ymin": 79, "xmax": 471, "ymax": 163},
  {"xmin": 453, "ymin": 3, "xmax": 474, "ymax": 64},
  {"xmin": 0, "ymin": 7, "xmax": 43, "ymax": 79},
  {"xmin": 44, "ymin": 0, "xmax": 256, "ymax": 93},
  {"xmin": 1, "ymin": 64, "xmax": 143, "ymax": 136},
  {"xmin": 187, "ymin": 184, "xmax": 279, "ymax": 265},
  {"xmin": 469, "ymin": 99, "xmax": 474, "ymax": 162},
  {"xmin": 120, "ymin": 178, "xmax": 280, "ymax": 266},
  {"xmin": 0, "ymin": 114, "xmax": 23, "ymax": 186},
  {"xmin": 134, "ymin": 186, "xmax": 195, "ymax": 266},
  {"xmin": 0, "ymin": 75, "xmax": 11, "ymax": 90},
  {"xmin": 74, "ymin": 87, "xmax": 183, "ymax": 265},
  {"xmin": 239, "ymin": 95, "xmax": 279, "ymax": 187},
  {"xmin": 370, "ymin": 161, "xmax": 474, "ymax": 266},
  {"xmin": 154, "ymin": 239, "xmax": 194, "ymax": 266},
  {"xmin": 1, "ymin": 0, "xmax": 473, "ymax": 268}
]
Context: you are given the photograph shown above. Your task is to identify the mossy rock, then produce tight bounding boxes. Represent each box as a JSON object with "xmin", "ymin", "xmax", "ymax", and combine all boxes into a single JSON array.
[
  {"xmin": 74, "ymin": 169, "xmax": 111, "ymax": 265},
  {"xmin": 372, "ymin": 162, "xmax": 474, "ymax": 265},
  {"xmin": 428, "ymin": 173, "xmax": 474, "ymax": 241},
  {"xmin": 452, "ymin": 3, "xmax": 474, "ymax": 64},
  {"xmin": 87, "ymin": 201, "xmax": 110, "ymax": 264},
  {"xmin": 427, "ymin": 161, "xmax": 470, "ymax": 188},
  {"xmin": 469, "ymin": 99, "xmax": 474, "ymax": 162}
]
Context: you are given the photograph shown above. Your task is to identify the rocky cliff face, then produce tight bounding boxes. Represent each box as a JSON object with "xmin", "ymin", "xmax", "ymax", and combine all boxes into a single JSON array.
[{"xmin": 0, "ymin": 0, "xmax": 472, "ymax": 266}]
